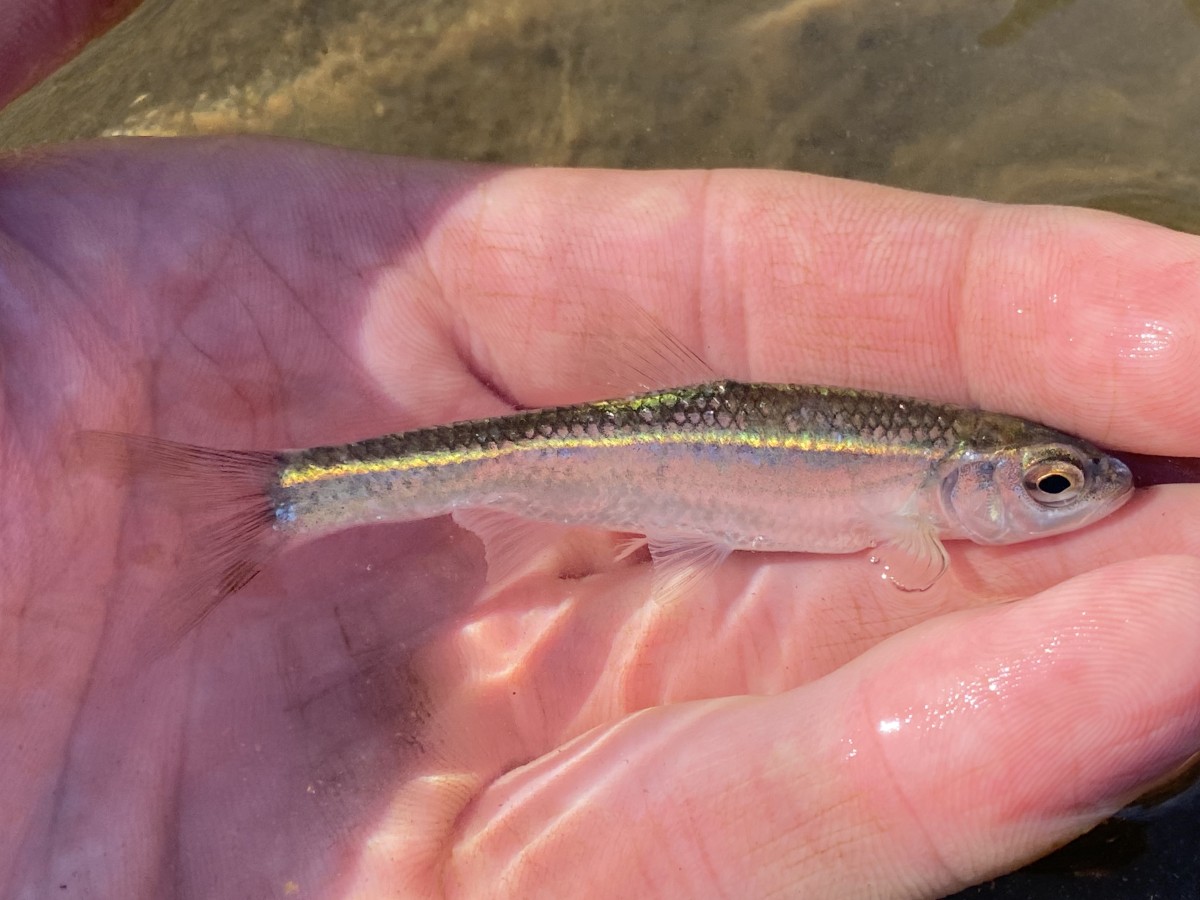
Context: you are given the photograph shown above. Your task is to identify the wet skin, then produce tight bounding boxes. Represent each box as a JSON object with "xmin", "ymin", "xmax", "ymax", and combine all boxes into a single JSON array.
[{"xmin": 6, "ymin": 6, "xmax": 1200, "ymax": 898}]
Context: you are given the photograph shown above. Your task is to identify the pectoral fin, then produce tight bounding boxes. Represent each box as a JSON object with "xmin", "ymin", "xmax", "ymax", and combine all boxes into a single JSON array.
[{"xmin": 871, "ymin": 517, "xmax": 949, "ymax": 592}]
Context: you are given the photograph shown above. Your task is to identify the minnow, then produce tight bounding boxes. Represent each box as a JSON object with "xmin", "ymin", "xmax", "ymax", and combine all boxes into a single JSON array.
[{"xmin": 85, "ymin": 378, "xmax": 1133, "ymax": 645}]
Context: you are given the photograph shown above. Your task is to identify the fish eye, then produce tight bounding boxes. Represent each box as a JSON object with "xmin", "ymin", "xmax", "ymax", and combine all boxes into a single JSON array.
[{"xmin": 1023, "ymin": 460, "xmax": 1085, "ymax": 506}]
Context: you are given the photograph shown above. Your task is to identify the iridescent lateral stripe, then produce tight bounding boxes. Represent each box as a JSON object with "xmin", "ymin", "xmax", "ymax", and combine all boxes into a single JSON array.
[
  {"xmin": 277, "ymin": 428, "xmax": 941, "ymax": 487},
  {"xmin": 277, "ymin": 380, "xmax": 970, "ymax": 489}
]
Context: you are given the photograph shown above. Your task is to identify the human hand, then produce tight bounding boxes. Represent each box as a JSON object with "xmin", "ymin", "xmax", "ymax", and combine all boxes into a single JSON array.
[{"xmin": 5, "ymin": 10, "xmax": 1200, "ymax": 900}]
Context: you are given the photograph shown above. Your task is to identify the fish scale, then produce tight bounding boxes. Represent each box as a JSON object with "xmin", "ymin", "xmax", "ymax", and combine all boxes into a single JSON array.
[{"xmin": 285, "ymin": 381, "xmax": 975, "ymax": 479}]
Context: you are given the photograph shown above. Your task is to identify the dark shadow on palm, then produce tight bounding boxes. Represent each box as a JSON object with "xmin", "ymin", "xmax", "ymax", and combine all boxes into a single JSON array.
[{"xmin": 1, "ymin": 138, "xmax": 504, "ymax": 895}]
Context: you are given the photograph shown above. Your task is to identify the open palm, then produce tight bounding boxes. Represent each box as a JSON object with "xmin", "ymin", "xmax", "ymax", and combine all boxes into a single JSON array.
[
  {"xmin": 5, "ymin": 12, "xmax": 1200, "ymax": 894},
  {"xmin": 3, "ymin": 139, "xmax": 1200, "ymax": 899}
]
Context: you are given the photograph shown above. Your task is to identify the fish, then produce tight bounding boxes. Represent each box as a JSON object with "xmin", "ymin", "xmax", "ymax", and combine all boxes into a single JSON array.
[{"xmin": 83, "ymin": 377, "xmax": 1134, "ymax": 649}]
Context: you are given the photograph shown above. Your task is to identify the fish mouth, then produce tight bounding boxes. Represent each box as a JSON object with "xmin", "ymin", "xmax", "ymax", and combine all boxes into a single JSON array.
[
  {"xmin": 1091, "ymin": 453, "xmax": 1134, "ymax": 498},
  {"xmin": 1063, "ymin": 453, "xmax": 1133, "ymax": 517}
]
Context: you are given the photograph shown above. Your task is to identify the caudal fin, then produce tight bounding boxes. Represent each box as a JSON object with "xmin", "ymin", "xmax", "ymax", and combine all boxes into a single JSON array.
[{"xmin": 78, "ymin": 431, "xmax": 289, "ymax": 660}]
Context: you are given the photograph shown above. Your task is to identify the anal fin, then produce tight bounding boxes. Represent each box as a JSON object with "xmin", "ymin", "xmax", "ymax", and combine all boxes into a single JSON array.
[
  {"xmin": 645, "ymin": 533, "xmax": 733, "ymax": 605},
  {"xmin": 452, "ymin": 508, "xmax": 619, "ymax": 589},
  {"xmin": 452, "ymin": 507, "xmax": 563, "ymax": 587},
  {"xmin": 453, "ymin": 511, "xmax": 734, "ymax": 604}
]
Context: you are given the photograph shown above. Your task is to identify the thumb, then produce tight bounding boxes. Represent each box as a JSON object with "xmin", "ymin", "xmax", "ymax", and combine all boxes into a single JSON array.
[{"xmin": 443, "ymin": 556, "xmax": 1200, "ymax": 898}]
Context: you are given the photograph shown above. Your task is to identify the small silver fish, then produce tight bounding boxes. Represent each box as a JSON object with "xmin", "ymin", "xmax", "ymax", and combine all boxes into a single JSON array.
[{"xmin": 87, "ymin": 378, "xmax": 1133, "ymax": 643}]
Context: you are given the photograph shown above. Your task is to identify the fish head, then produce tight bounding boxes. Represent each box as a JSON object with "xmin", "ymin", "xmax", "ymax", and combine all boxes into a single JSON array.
[{"xmin": 938, "ymin": 439, "xmax": 1133, "ymax": 545}]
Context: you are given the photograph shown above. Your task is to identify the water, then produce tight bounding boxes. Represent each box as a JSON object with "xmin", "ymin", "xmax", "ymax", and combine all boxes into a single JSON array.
[
  {"xmin": 2, "ymin": 0, "xmax": 1198, "ymax": 896},
  {"xmin": 6, "ymin": 0, "xmax": 1200, "ymax": 234}
]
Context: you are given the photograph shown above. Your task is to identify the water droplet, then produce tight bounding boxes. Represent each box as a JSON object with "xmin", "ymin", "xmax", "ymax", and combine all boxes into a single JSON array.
[{"xmin": 1117, "ymin": 319, "xmax": 1175, "ymax": 360}]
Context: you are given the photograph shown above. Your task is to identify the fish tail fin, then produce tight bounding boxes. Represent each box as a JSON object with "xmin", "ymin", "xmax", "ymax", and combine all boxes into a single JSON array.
[{"xmin": 77, "ymin": 430, "xmax": 290, "ymax": 661}]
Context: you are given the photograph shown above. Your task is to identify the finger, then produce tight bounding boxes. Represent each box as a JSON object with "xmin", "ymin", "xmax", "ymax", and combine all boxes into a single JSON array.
[
  {"xmin": 6, "ymin": 143, "xmax": 1197, "ymax": 456},
  {"xmin": 0, "ymin": 0, "xmax": 140, "ymax": 109},
  {"xmin": 441, "ymin": 557, "xmax": 1200, "ymax": 898},
  {"xmin": 414, "ymin": 168, "xmax": 1200, "ymax": 453}
]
